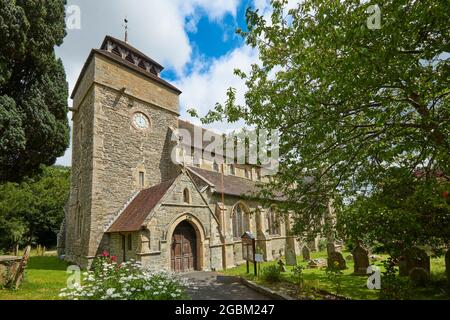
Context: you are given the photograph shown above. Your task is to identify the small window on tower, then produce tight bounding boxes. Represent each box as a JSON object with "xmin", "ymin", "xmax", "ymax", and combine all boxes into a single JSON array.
[{"xmin": 139, "ymin": 172, "xmax": 145, "ymax": 187}]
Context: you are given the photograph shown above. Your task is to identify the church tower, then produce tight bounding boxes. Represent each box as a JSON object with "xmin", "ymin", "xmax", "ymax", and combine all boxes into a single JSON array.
[{"xmin": 65, "ymin": 36, "xmax": 182, "ymax": 267}]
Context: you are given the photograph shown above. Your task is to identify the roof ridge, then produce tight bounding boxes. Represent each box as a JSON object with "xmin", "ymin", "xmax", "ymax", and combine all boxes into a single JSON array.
[
  {"xmin": 106, "ymin": 178, "xmax": 176, "ymax": 233},
  {"xmin": 186, "ymin": 166, "xmax": 216, "ymax": 187},
  {"xmin": 101, "ymin": 35, "xmax": 164, "ymax": 70}
]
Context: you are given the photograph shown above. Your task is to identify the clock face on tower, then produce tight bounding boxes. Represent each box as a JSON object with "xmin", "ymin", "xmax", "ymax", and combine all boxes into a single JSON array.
[{"xmin": 133, "ymin": 113, "xmax": 149, "ymax": 130}]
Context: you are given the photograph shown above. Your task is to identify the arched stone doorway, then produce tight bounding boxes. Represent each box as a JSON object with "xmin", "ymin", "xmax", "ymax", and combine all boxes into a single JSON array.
[{"xmin": 170, "ymin": 220, "xmax": 198, "ymax": 272}]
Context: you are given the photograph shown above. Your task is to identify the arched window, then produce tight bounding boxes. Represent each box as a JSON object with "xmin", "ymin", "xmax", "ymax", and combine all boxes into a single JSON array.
[
  {"xmin": 183, "ymin": 188, "xmax": 190, "ymax": 204},
  {"xmin": 266, "ymin": 207, "xmax": 280, "ymax": 235},
  {"xmin": 232, "ymin": 203, "xmax": 250, "ymax": 239}
]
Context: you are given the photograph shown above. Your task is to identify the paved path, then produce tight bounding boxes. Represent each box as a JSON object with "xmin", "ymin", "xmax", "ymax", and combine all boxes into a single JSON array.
[{"xmin": 183, "ymin": 272, "xmax": 270, "ymax": 300}]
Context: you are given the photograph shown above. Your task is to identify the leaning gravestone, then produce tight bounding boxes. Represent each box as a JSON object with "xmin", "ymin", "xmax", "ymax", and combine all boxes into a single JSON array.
[
  {"xmin": 327, "ymin": 251, "xmax": 347, "ymax": 270},
  {"xmin": 302, "ymin": 246, "xmax": 310, "ymax": 261},
  {"xmin": 399, "ymin": 247, "xmax": 430, "ymax": 277},
  {"xmin": 286, "ymin": 248, "xmax": 297, "ymax": 266},
  {"xmin": 352, "ymin": 242, "xmax": 370, "ymax": 275},
  {"xmin": 278, "ymin": 259, "xmax": 287, "ymax": 272},
  {"xmin": 308, "ymin": 258, "xmax": 327, "ymax": 269},
  {"xmin": 409, "ymin": 267, "xmax": 429, "ymax": 287}
]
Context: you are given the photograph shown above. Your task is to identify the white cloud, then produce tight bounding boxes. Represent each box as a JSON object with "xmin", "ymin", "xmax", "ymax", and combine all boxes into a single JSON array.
[
  {"xmin": 56, "ymin": 0, "xmax": 245, "ymax": 166},
  {"xmin": 178, "ymin": 0, "xmax": 240, "ymax": 21},
  {"xmin": 175, "ymin": 45, "xmax": 259, "ymax": 133}
]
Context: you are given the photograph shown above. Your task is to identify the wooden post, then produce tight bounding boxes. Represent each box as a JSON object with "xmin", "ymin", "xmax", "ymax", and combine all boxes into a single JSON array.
[
  {"xmin": 253, "ymin": 239, "xmax": 257, "ymax": 276},
  {"xmin": 13, "ymin": 245, "xmax": 31, "ymax": 290}
]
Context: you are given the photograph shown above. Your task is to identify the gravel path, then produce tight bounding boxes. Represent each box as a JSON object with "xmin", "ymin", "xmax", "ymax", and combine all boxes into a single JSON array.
[{"xmin": 183, "ymin": 272, "xmax": 270, "ymax": 300}]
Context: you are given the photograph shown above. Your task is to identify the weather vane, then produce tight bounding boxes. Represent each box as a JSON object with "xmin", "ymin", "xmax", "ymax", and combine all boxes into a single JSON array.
[{"xmin": 123, "ymin": 17, "xmax": 128, "ymax": 43}]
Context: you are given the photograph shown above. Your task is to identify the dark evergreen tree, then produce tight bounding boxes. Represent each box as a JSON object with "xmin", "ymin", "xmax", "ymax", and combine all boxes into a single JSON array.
[{"xmin": 0, "ymin": 0, "xmax": 69, "ymax": 182}]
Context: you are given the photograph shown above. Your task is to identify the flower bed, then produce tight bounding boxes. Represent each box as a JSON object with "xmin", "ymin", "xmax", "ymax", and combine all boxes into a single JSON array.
[{"xmin": 60, "ymin": 252, "xmax": 189, "ymax": 300}]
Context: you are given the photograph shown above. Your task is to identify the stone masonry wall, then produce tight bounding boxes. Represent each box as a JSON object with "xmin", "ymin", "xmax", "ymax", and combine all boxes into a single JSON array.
[
  {"xmin": 94, "ymin": 54, "xmax": 179, "ymax": 114},
  {"xmin": 65, "ymin": 86, "xmax": 96, "ymax": 267},
  {"xmin": 66, "ymin": 52, "xmax": 180, "ymax": 268},
  {"xmin": 87, "ymin": 81, "xmax": 179, "ymax": 258},
  {"xmin": 140, "ymin": 174, "xmax": 222, "ymax": 271},
  {"xmin": 207, "ymin": 192, "xmax": 298, "ymax": 267}
]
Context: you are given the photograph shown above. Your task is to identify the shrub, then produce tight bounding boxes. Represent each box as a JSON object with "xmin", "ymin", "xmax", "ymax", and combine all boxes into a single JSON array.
[
  {"xmin": 326, "ymin": 261, "xmax": 344, "ymax": 295},
  {"xmin": 260, "ymin": 265, "xmax": 282, "ymax": 283},
  {"xmin": 379, "ymin": 258, "xmax": 411, "ymax": 300},
  {"xmin": 60, "ymin": 252, "xmax": 189, "ymax": 300},
  {"xmin": 291, "ymin": 265, "xmax": 305, "ymax": 288}
]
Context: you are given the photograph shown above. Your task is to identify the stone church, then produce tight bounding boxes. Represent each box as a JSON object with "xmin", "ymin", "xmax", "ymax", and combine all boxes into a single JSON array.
[{"xmin": 59, "ymin": 35, "xmax": 303, "ymax": 271}]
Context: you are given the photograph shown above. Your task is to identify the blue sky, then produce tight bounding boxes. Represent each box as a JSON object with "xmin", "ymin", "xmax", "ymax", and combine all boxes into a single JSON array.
[
  {"xmin": 163, "ymin": 0, "xmax": 251, "ymax": 81},
  {"xmin": 56, "ymin": 0, "xmax": 271, "ymax": 166}
]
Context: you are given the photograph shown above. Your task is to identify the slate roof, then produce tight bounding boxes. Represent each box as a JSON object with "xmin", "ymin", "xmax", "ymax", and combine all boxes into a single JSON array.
[
  {"xmin": 187, "ymin": 166, "xmax": 286, "ymax": 200},
  {"xmin": 100, "ymin": 35, "xmax": 164, "ymax": 71},
  {"xmin": 106, "ymin": 179, "xmax": 175, "ymax": 233},
  {"xmin": 71, "ymin": 36, "xmax": 182, "ymax": 99},
  {"xmin": 187, "ymin": 166, "xmax": 262, "ymax": 198},
  {"xmin": 178, "ymin": 119, "xmax": 225, "ymax": 154},
  {"xmin": 93, "ymin": 49, "xmax": 182, "ymax": 94}
]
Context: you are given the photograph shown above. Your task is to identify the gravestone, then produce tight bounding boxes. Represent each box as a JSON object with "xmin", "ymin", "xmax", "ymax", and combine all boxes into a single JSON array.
[
  {"xmin": 399, "ymin": 247, "xmax": 430, "ymax": 277},
  {"xmin": 327, "ymin": 251, "xmax": 347, "ymax": 270},
  {"xmin": 286, "ymin": 248, "xmax": 297, "ymax": 266},
  {"xmin": 352, "ymin": 242, "xmax": 370, "ymax": 275},
  {"xmin": 409, "ymin": 267, "xmax": 429, "ymax": 287},
  {"xmin": 308, "ymin": 258, "xmax": 327, "ymax": 269},
  {"xmin": 308, "ymin": 239, "xmax": 318, "ymax": 252},
  {"xmin": 302, "ymin": 246, "xmax": 310, "ymax": 261},
  {"xmin": 278, "ymin": 259, "xmax": 287, "ymax": 272},
  {"xmin": 445, "ymin": 250, "xmax": 450, "ymax": 287}
]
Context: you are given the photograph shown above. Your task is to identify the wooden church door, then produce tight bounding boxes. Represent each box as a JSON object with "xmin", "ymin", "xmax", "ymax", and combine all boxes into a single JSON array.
[{"xmin": 171, "ymin": 221, "xmax": 197, "ymax": 272}]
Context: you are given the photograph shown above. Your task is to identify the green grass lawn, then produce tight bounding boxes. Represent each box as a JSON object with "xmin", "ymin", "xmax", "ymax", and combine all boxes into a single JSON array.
[
  {"xmin": 0, "ymin": 255, "xmax": 70, "ymax": 300},
  {"xmin": 1, "ymin": 251, "xmax": 448, "ymax": 300},
  {"xmin": 221, "ymin": 250, "xmax": 450, "ymax": 300}
]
